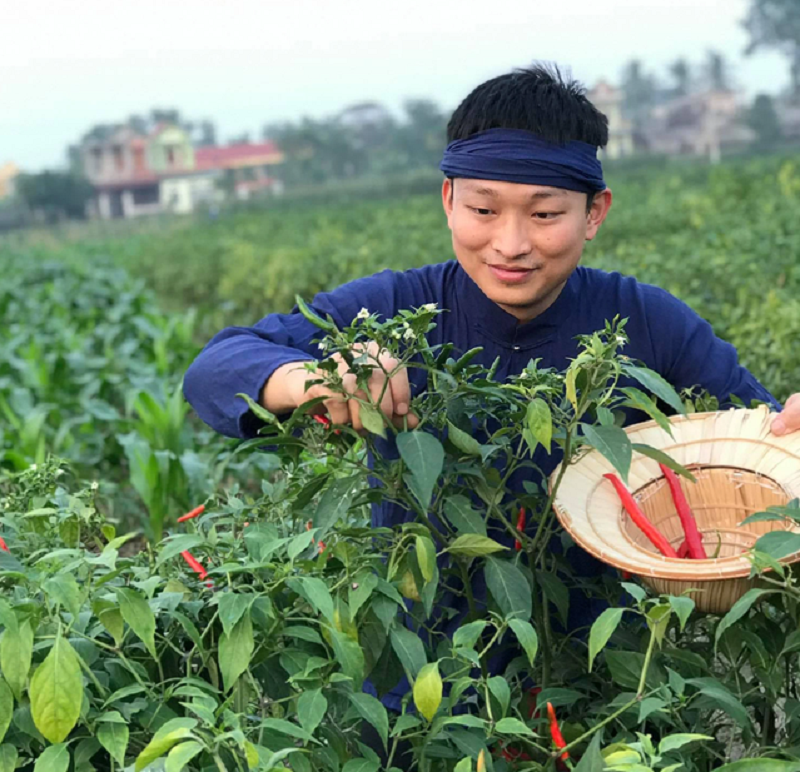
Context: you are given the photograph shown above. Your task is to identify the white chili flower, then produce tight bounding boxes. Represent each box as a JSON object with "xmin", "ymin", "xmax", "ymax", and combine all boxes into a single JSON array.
[
  {"xmin": 318, "ymin": 341, "xmax": 327, "ymax": 351},
  {"xmin": 391, "ymin": 330, "xmax": 402, "ymax": 339},
  {"xmin": 616, "ymin": 335, "xmax": 627, "ymax": 347},
  {"xmin": 403, "ymin": 328, "xmax": 417, "ymax": 342},
  {"xmin": 30, "ymin": 464, "xmax": 37, "ymax": 471},
  {"xmin": 422, "ymin": 303, "xmax": 438, "ymax": 312},
  {"xmin": 356, "ymin": 307, "xmax": 370, "ymax": 321},
  {"xmin": 90, "ymin": 481, "xmax": 99, "ymax": 491}
]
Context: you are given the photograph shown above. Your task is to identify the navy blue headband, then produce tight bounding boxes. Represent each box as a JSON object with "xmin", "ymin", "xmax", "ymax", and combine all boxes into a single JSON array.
[{"xmin": 440, "ymin": 128, "xmax": 605, "ymax": 194}]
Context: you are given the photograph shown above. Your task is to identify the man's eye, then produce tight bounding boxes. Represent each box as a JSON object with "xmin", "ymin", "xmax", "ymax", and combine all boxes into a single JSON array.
[
  {"xmin": 471, "ymin": 207, "xmax": 493, "ymax": 216},
  {"xmin": 534, "ymin": 212, "xmax": 561, "ymax": 220}
]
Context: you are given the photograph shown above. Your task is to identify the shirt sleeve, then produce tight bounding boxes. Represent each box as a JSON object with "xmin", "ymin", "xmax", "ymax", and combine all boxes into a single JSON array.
[
  {"xmin": 183, "ymin": 268, "xmax": 418, "ymax": 438},
  {"xmin": 640, "ymin": 284, "xmax": 781, "ymax": 411}
]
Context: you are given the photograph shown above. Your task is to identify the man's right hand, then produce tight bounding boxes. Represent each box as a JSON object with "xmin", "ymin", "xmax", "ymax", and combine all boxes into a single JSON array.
[{"xmin": 261, "ymin": 341, "xmax": 419, "ymax": 431}]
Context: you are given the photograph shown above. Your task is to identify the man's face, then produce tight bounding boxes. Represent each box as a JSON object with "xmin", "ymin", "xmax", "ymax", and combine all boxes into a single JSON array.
[{"xmin": 442, "ymin": 178, "xmax": 612, "ymax": 323}]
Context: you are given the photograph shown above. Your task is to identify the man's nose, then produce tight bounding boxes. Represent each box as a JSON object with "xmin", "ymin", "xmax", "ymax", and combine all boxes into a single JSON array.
[{"xmin": 490, "ymin": 216, "xmax": 532, "ymax": 259}]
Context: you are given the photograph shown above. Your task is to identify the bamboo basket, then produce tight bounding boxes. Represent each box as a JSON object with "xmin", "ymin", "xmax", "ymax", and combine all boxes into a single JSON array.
[{"xmin": 551, "ymin": 406, "xmax": 800, "ymax": 613}]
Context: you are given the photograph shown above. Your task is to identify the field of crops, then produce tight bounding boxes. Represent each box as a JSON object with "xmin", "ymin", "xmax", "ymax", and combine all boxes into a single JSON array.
[{"xmin": 1, "ymin": 155, "xmax": 800, "ymax": 771}]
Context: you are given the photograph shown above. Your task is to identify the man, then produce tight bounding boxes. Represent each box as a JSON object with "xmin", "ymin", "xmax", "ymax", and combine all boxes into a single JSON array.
[{"xmin": 184, "ymin": 63, "xmax": 799, "ymax": 721}]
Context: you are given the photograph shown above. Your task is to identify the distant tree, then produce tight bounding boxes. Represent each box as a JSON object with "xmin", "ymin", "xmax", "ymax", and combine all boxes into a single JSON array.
[
  {"xmin": 16, "ymin": 171, "xmax": 94, "ymax": 220},
  {"xmin": 748, "ymin": 93, "xmax": 783, "ymax": 147},
  {"xmin": 669, "ymin": 58, "xmax": 691, "ymax": 97},
  {"xmin": 621, "ymin": 59, "xmax": 659, "ymax": 127},
  {"xmin": 197, "ymin": 121, "xmax": 217, "ymax": 147},
  {"xmin": 744, "ymin": 0, "xmax": 800, "ymax": 99},
  {"xmin": 227, "ymin": 132, "xmax": 252, "ymax": 145},
  {"xmin": 150, "ymin": 108, "xmax": 182, "ymax": 126},
  {"xmin": 706, "ymin": 50, "xmax": 733, "ymax": 91}
]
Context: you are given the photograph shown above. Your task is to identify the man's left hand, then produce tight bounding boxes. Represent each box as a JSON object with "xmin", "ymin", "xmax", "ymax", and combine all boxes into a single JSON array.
[{"xmin": 771, "ymin": 393, "xmax": 800, "ymax": 436}]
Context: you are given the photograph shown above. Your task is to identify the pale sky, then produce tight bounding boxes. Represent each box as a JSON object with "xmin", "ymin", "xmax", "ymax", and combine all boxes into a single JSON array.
[{"xmin": 0, "ymin": 0, "xmax": 790, "ymax": 171}]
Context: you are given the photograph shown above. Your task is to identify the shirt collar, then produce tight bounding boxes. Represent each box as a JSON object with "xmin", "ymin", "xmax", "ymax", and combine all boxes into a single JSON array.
[{"xmin": 452, "ymin": 261, "xmax": 579, "ymax": 349}]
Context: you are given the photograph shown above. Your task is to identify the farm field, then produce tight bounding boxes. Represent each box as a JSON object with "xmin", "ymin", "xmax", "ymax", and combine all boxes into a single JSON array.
[{"xmin": 1, "ymin": 155, "xmax": 800, "ymax": 770}]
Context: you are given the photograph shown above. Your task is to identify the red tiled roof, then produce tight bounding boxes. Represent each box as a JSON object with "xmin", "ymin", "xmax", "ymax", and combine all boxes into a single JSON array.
[{"xmin": 196, "ymin": 142, "xmax": 282, "ymax": 170}]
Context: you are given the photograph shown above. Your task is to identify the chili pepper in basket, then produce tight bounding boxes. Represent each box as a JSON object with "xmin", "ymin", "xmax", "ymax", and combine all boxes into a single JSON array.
[
  {"xmin": 547, "ymin": 702, "xmax": 570, "ymax": 760},
  {"xmin": 676, "ymin": 539, "xmax": 690, "ymax": 559},
  {"xmin": 515, "ymin": 507, "xmax": 526, "ymax": 551},
  {"xmin": 177, "ymin": 504, "xmax": 206, "ymax": 523},
  {"xmin": 604, "ymin": 474, "xmax": 678, "ymax": 558},
  {"xmin": 659, "ymin": 464, "xmax": 707, "ymax": 559}
]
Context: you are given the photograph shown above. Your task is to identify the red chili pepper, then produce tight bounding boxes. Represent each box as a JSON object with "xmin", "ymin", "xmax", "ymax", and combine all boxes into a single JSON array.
[
  {"xmin": 313, "ymin": 414, "xmax": 341, "ymax": 435},
  {"xmin": 659, "ymin": 464, "xmax": 707, "ymax": 560},
  {"xmin": 514, "ymin": 507, "xmax": 526, "ymax": 551},
  {"xmin": 547, "ymin": 702, "xmax": 569, "ymax": 760},
  {"xmin": 676, "ymin": 539, "xmax": 690, "ymax": 559},
  {"xmin": 621, "ymin": 570, "xmax": 631, "ymax": 580},
  {"xmin": 318, "ymin": 541, "xmax": 327, "ymax": 554},
  {"xmin": 181, "ymin": 550, "xmax": 208, "ymax": 580},
  {"xmin": 0, "ymin": 536, "xmax": 7, "ymax": 552},
  {"xmin": 604, "ymin": 474, "xmax": 678, "ymax": 558},
  {"xmin": 177, "ymin": 504, "xmax": 205, "ymax": 523}
]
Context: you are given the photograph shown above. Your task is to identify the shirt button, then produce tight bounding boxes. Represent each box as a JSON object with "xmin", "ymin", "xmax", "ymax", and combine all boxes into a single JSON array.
[{"xmin": 512, "ymin": 345, "xmax": 520, "ymax": 351}]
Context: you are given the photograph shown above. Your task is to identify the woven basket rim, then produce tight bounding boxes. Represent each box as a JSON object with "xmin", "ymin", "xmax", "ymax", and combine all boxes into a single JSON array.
[{"xmin": 550, "ymin": 407, "xmax": 800, "ymax": 582}]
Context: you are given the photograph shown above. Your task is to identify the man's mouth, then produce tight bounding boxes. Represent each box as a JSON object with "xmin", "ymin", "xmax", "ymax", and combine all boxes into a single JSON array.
[{"xmin": 488, "ymin": 264, "xmax": 539, "ymax": 284}]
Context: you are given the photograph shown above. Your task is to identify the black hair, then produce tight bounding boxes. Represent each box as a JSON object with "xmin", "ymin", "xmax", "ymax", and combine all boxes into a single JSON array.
[
  {"xmin": 447, "ymin": 63, "xmax": 609, "ymax": 148},
  {"xmin": 447, "ymin": 64, "xmax": 607, "ymax": 212}
]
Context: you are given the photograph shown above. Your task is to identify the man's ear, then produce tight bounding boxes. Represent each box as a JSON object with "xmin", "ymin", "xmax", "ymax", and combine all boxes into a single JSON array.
[
  {"xmin": 585, "ymin": 188, "xmax": 613, "ymax": 241},
  {"xmin": 442, "ymin": 178, "xmax": 454, "ymax": 226}
]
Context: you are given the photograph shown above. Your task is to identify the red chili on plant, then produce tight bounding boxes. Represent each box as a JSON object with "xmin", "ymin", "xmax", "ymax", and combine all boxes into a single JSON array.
[
  {"xmin": 0, "ymin": 536, "xmax": 8, "ymax": 552},
  {"xmin": 177, "ymin": 504, "xmax": 205, "ymax": 523},
  {"xmin": 547, "ymin": 702, "xmax": 569, "ymax": 760},
  {"xmin": 515, "ymin": 507, "xmax": 526, "ymax": 551}
]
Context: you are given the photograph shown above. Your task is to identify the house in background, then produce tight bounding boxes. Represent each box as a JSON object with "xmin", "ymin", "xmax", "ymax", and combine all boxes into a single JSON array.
[
  {"xmin": 0, "ymin": 162, "xmax": 20, "ymax": 200},
  {"xmin": 79, "ymin": 123, "xmax": 283, "ymax": 219},
  {"xmin": 588, "ymin": 81, "xmax": 634, "ymax": 159},
  {"xmin": 642, "ymin": 90, "xmax": 754, "ymax": 162}
]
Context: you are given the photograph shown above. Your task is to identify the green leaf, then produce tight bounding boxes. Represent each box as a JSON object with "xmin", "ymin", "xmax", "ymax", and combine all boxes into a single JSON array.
[
  {"xmin": 713, "ymin": 763, "xmax": 800, "ymax": 772},
  {"xmin": 259, "ymin": 718, "xmax": 312, "ymax": 741},
  {"xmin": 297, "ymin": 688, "xmax": 327, "ymax": 736},
  {"xmin": 658, "ymin": 733, "xmax": 713, "ymax": 754},
  {"xmin": 574, "ymin": 732, "xmax": 604, "ymax": 772},
  {"xmin": 620, "ymin": 387, "xmax": 674, "ymax": 436},
  {"xmin": 487, "ymin": 676, "xmax": 510, "ymax": 718},
  {"xmin": 33, "ymin": 743, "xmax": 69, "ymax": 772},
  {"xmin": 98, "ymin": 721, "xmax": 129, "ymax": 766},
  {"xmin": 688, "ymin": 677, "xmax": 751, "ymax": 730},
  {"xmin": 115, "ymin": 587, "xmax": 157, "ymax": 659},
  {"xmin": 447, "ymin": 534, "xmax": 506, "ymax": 558},
  {"xmin": 390, "ymin": 625, "xmax": 427, "ymax": 680},
  {"xmin": 328, "ymin": 627, "xmax": 365, "ymax": 688},
  {"xmin": 715, "ymin": 589, "xmax": 773, "ymax": 647},
  {"xmin": 416, "ymin": 536, "xmax": 436, "ymax": 582},
  {"xmin": 494, "ymin": 717, "xmax": 535, "ymax": 736},
  {"xmin": 588, "ymin": 607, "xmax": 625, "ymax": 672},
  {"xmin": 397, "ymin": 431, "xmax": 444, "ymax": 507},
  {"xmin": 452, "ymin": 620, "xmax": 486, "ymax": 650},
  {"xmin": 667, "ymin": 596, "xmax": 695, "ymax": 632},
  {"xmin": 447, "ymin": 421, "xmax": 483, "ymax": 455},
  {"xmin": 217, "ymin": 592, "xmax": 256, "ymax": 636},
  {"xmin": 454, "ymin": 759, "xmax": 472, "ymax": 772},
  {"xmin": 444, "ymin": 496, "xmax": 487, "ymax": 536},
  {"xmin": 349, "ymin": 693, "xmax": 389, "ymax": 749},
  {"xmin": 508, "ymin": 619, "xmax": 539, "ymax": 666},
  {"xmin": 1, "ymin": 619, "xmax": 33, "ymax": 700},
  {"xmin": 342, "ymin": 761, "xmax": 380, "ymax": 772},
  {"xmin": 631, "ymin": 444, "xmax": 696, "ymax": 482},
  {"xmin": 485, "ymin": 559, "xmax": 531, "ymax": 620},
  {"xmin": 156, "ymin": 534, "xmax": 205, "ymax": 567},
  {"xmin": 93, "ymin": 600, "xmax": 124, "ymax": 646},
  {"xmin": 606, "ymin": 651, "xmax": 662, "ymax": 691},
  {"xmin": 623, "ymin": 364, "xmax": 685, "ymax": 414},
  {"xmin": 287, "ymin": 576, "xmax": 335, "ymax": 622},
  {"xmin": 638, "ymin": 696, "xmax": 667, "ymax": 722},
  {"xmin": 43, "ymin": 575, "xmax": 82, "ymax": 619},
  {"xmin": 313, "ymin": 475, "xmax": 360, "ymax": 535},
  {"xmin": 537, "ymin": 570, "xmax": 570, "ymax": 628},
  {"xmin": 0, "ymin": 680, "xmax": 11, "ymax": 745},
  {"xmin": 29, "ymin": 633, "xmax": 83, "ymax": 743},
  {"xmin": 753, "ymin": 531, "xmax": 800, "ymax": 560},
  {"xmin": 135, "ymin": 718, "xmax": 197, "ymax": 771},
  {"xmin": 0, "ymin": 745, "xmax": 17, "ymax": 772},
  {"xmin": 582, "ymin": 423, "xmax": 633, "ymax": 483},
  {"xmin": 565, "ymin": 367, "xmax": 578, "ymax": 410},
  {"xmin": 413, "ymin": 662, "xmax": 442, "ymax": 721},
  {"xmin": 526, "ymin": 398, "xmax": 553, "ymax": 454},
  {"xmin": 165, "ymin": 741, "xmax": 203, "ymax": 772},
  {"xmin": 219, "ymin": 611, "xmax": 254, "ymax": 691},
  {"xmin": 360, "ymin": 403, "xmax": 387, "ymax": 438}
]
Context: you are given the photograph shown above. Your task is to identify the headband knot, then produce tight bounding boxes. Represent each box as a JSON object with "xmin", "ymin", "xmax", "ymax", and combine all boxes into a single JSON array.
[{"xmin": 440, "ymin": 128, "xmax": 605, "ymax": 194}]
